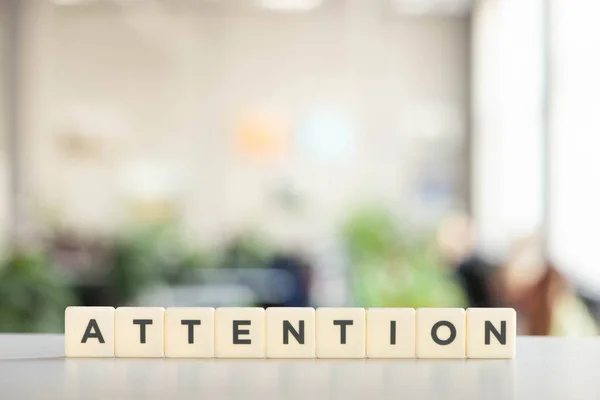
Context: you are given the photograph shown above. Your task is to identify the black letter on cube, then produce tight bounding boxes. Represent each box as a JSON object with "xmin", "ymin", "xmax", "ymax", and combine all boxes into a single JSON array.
[
  {"xmin": 233, "ymin": 320, "xmax": 252, "ymax": 344},
  {"xmin": 333, "ymin": 320, "xmax": 353, "ymax": 344},
  {"xmin": 181, "ymin": 320, "xmax": 202, "ymax": 344},
  {"xmin": 431, "ymin": 320, "xmax": 456, "ymax": 345},
  {"xmin": 283, "ymin": 320, "xmax": 305, "ymax": 345},
  {"xmin": 485, "ymin": 321, "xmax": 506, "ymax": 345},
  {"xmin": 133, "ymin": 319, "xmax": 153, "ymax": 344},
  {"xmin": 81, "ymin": 319, "xmax": 105, "ymax": 344}
]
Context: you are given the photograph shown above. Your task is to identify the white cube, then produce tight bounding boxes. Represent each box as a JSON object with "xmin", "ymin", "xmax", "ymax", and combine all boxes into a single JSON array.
[
  {"xmin": 416, "ymin": 308, "xmax": 465, "ymax": 358},
  {"xmin": 215, "ymin": 307, "xmax": 265, "ymax": 358},
  {"xmin": 366, "ymin": 308, "xmax": 415, "ymax": 358},
  {"xmin": 165, "ymin": 307, "xmax": 215, "ymax": 358},
  {"xmin": 466, "ymin": 308, "xmax": 516, "ymax": 359},
  {"xmin": 266, "ymin": 307, "xmax": 315, "ymax": 358},
  {"xmin": 65, "ymin": 306, "xmax": 115, "ymax": 358},
  {"xmin": 316, "ymin": 308, "xmax": 365, "ymax": 358},
  {"xmin": 115, "ymin": 307, "xmax": 165, "ymax": 358}
]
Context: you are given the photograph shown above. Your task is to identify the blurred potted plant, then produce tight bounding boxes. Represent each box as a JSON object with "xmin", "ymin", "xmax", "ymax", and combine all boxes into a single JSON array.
[
  {"xmin": 342, "ymin": 205, "xmax": 466, "ymax": 308},
  {"xmin": 216, "ymin": 230, "xmax": 273, "ymax": 270},
  {"xmin": 106, "ymin": 223, "xmax": 212, "ymax": 304},
  {"xmin": 0, "ymin": 248, "xmax": 75, "ymax": 333},
  {"xmin": 45, "ymin": 218, "xmax": 212, "ymax": 307}
]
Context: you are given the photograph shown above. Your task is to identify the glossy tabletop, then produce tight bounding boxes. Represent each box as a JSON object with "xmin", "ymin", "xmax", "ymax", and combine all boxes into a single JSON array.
[{"xmin": 0, "ymin": 335, "xmax": 597, "ymax": 399}]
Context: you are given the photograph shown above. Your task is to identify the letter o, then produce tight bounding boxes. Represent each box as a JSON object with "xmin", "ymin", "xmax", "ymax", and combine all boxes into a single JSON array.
[{"xmin": 431, "ymin": 320, "xmax": 456, "ymax": 345}]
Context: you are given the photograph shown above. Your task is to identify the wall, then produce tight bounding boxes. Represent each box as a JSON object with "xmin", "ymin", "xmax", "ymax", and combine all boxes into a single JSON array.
[
  {"xmin": 0, "ymin": 5, "xmax": 8, "ymax": 250},
  {"xmin": 19, "ymin": 0, "xmax": 469, "ymax": 251}
]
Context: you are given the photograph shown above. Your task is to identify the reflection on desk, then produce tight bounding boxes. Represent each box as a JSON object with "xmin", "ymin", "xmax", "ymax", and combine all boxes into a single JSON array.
[{"xmin": 1, "ymin": 335, "xmax": 599, "ymax": 400}]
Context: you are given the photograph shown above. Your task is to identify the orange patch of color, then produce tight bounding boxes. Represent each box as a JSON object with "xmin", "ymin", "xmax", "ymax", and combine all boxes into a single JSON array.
[{"xmin": 235, "ymin": 113, "xmax": 288, "ymax": 160}]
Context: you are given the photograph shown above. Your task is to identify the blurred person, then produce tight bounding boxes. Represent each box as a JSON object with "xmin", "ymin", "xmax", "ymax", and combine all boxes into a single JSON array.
[
  {"xmin": 437, "ymin": 212, "xmax": 496, "ymax": 307},
  {"xmin": 497, "ymin": 236, "xmax": 598, "ymax": 336}
]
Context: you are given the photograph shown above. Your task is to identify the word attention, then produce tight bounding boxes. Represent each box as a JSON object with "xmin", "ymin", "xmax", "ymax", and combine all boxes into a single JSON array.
[{"xmin": 65, "ymin": 307, "xmax": 516, "ymax": 359}]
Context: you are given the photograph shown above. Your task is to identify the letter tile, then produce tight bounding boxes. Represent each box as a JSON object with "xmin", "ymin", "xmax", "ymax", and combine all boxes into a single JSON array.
[
  {"xmin": 416, "ymin": 308, "xmax": 465, "ymax": 358},
  {"xmin": 266, "ymin": 307, "xmax": 315, "ymax": 358},
  {"xmin": 215, "ymin": 307, "xmax": 265, "ymax": 358},
  {"xmin": 366, "ymin": 308, "xmax": 415, "ymax": 358},
  {"xmin": 65, "ymin": 306, "xmax": 115, "ymax": 357},
  {"xmin": 115, "ymin": 307, "xmax": 165, "ymax": 358},
  {"xmin": 316, "ymin": 308, "xmax": 365, "ymax": 358},
  {"xmin": 165, "ymin": 307, "xmax": 215, "ymax": 358},
  {"xmin": 466, "ymin": 308, "xmax": 516, "ymax": 359}
]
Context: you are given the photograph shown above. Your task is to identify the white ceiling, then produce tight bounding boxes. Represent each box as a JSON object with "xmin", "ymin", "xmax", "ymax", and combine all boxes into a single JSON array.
[{"xmin": 49, "ymin": 0, "xmax": 473, "ymax": 16}]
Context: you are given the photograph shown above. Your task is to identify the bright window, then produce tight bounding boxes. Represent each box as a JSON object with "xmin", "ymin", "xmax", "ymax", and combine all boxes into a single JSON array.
[
  {"xmin": 548, "ymin": 0, "xmax": 600, "ymax": 291},
  {"xmin": 472, "ymin": 0, "xmax": 545, "ymax": 260}
]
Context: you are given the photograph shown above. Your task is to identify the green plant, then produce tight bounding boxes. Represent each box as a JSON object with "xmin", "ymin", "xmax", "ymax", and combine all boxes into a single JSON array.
[
  {"xmin": 342, "ymin": 205, "xmax": 466, "ymax": 308},
  {"xmin": 216, "ymin": 230, "xmax": 273, "ymax": 270},
  {"xmin": 106, "ymin": 223, "xmax": 212, "ymax": 303},
  {"xmin": 0, "ymin": 249, "xmax": 75, "ymax": 333}
]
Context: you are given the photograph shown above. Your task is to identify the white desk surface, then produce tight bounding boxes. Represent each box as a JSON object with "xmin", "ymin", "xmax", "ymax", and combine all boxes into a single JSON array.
[{"xmin": 0, "ymin": 335, "xmax": 597, "ymax": 399}]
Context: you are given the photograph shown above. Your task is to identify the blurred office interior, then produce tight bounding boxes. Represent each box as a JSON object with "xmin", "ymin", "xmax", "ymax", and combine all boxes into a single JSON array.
[{"xmin": 0, "ymin": 0, "xmax": 599, "ymax": 336}]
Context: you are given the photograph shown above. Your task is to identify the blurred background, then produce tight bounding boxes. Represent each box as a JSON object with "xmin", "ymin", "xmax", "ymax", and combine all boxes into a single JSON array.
[{"xmin": 0, "ymin": 0, "xmax": 599, "ymax": 336}]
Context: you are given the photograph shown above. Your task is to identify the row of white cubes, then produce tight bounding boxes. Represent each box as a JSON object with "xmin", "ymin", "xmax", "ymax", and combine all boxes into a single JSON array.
[{"xmin": 65, "ymin": 307, "xmax": 516, "ymax": 359}]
